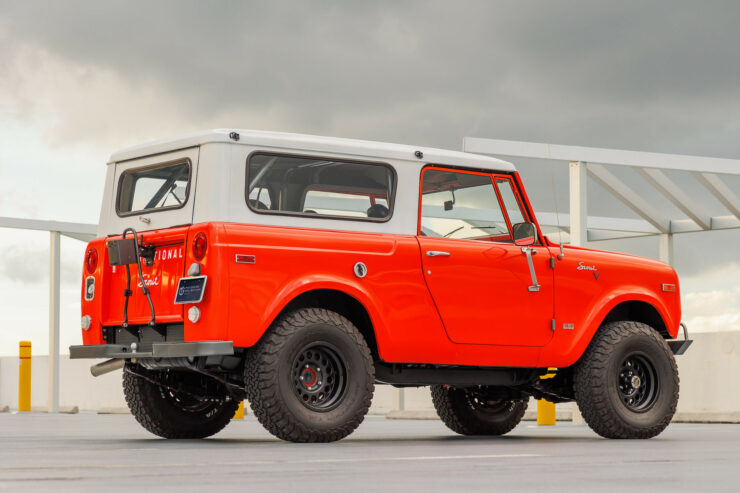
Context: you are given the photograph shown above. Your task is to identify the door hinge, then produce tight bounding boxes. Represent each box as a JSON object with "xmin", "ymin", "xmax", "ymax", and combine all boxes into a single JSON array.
[
  {"xmin": 550, "ymin": 257, "xmax": 555, "ymax": 269},
  {"xmin": 551, "ymin": 319, "xmax": 556, "ymax": 331}
]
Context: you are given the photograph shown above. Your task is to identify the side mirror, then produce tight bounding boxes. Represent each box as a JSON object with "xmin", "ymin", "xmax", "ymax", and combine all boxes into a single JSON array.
[{"xmin": 512, "ymin": 222, "xmax": 537, "ymax": 247}]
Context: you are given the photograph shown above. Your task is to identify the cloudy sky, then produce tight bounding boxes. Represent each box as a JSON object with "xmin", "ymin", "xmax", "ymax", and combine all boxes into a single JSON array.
[{"xmin": 0, "ymin": 1, "xmax": 738, "ymax": 356}]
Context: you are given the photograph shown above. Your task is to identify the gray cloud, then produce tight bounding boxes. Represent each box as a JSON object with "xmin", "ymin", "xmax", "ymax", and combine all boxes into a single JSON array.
[
  {"xmin": 0, "ymin": 0, "xmax": 738, "ymax": 278},
  {"xmin": 0, "ymin": 245, "xmax": 80, "ymax": 285},
  {"xmin": 1, "ymin": 1, "xmax": 740, "ymax": 154}
]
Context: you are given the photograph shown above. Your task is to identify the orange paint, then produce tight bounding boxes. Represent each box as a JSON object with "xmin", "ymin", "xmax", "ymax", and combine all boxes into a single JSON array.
[{"xmin": 81, "ymin": 169, "xmax": 681, "ymax": 369}]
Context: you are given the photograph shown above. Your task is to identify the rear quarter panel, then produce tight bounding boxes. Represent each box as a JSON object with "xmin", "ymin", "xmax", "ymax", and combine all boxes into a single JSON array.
[{"xmin": 221, "ymin": 223, "xmax": 450, "ymax": 362}]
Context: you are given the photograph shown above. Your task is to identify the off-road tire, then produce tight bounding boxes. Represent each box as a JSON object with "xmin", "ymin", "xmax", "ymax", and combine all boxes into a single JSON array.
[
  {"xmin": 431, "ymin": 385, "xmax": 528, "ymax": 436},
  {"xmin": 244, "ymin": 308, "xmax": 374, "ymax": 442},
  {"xmin": 123, "ymin": 365, "xmax": 238, "ymax": 439},
  {"xmin": 574, "ymin": 321, "xmax": 679, "ymax": 439}
]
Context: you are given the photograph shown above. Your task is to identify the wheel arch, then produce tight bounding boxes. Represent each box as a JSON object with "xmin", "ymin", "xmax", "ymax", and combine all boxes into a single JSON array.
[
  {"xmin": 276, "ymin": 289, "xmax": 379, "ymax": 359},
  {"xmin": 252, "ymin": 278, "xmax": 386, "ymax": 360},
  {"xmin": 601, "ymin": 300, "xmax": 670, "ymax": 338}
]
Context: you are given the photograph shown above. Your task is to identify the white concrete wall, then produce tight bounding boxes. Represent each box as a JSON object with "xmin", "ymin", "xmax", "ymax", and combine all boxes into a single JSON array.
[{"xmin": 1, "ymin": 331, "xmax": 738, "ymax": 420}]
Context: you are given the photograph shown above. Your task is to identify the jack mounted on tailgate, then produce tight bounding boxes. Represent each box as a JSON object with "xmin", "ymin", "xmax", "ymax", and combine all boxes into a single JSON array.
[{"xmin": 107, "ymin": 228, "xmax": 156, "ymax": 329}]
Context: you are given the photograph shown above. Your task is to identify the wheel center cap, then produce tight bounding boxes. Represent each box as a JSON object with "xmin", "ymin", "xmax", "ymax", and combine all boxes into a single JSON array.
[
  {"xmin": 301, "ymin": 368, "xmax": 317, "ymax": 387},
  {"xmin": 631, "ymin": 376, "xmax": 641, "ymax": 388}
]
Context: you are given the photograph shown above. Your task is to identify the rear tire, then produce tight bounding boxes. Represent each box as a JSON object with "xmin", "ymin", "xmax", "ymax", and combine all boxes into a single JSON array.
[
  {"xmin": 574, "ymin": 321, "xmax": 679, "ymax": 439},
  {"xmin": 431, "ymin": 385, "xmax": 528, "ymax": 436},
  {"xmin": 123, "ymin": 365, "xmax": 238, "ymax": 439},
  {"xmin": 244, "ymin": 308, "xmax": 374, "ymax": 442}
]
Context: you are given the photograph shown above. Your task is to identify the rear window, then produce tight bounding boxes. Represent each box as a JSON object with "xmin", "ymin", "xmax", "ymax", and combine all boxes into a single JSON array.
[
  {"xmin": 117, "ymin": 161, "xmax": 191, "ymax": 215},
  {"xmin": 246, "ymin": 153, "xmax": 395, "ymax": 221}
]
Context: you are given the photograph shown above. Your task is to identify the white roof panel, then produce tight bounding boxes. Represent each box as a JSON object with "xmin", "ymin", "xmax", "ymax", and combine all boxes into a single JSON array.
[{"xmin": 109, "ymin": 129, "xmax": 516, "ymax": 172}]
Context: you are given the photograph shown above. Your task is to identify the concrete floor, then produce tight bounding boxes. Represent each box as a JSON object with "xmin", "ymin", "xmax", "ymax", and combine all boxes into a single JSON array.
[{"xmin": 0, "ymin": 413, "xmax": 738, "ymax": 492}]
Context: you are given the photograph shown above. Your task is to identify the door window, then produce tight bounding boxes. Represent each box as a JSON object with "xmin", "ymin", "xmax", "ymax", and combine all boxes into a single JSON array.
[{"xmin": 420, "ymin": 169, "xmax": 511, "ymax": 242}]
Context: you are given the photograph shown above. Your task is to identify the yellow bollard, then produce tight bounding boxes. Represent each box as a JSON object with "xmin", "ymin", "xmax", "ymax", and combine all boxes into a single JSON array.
[
  {"xmin": 537, "ymin": 399, "xmax": 556, "ymax": 425},
  {"xmin": 537, "ymin": 368, "xmax": 557, "ymax": 425},
  {"xmin": 18, "ymin": 341, "xmax": 32, "ymax": 412},
  {"xmin": 233, "ymin": 400, "xmax": 245, "ymax": 419}
]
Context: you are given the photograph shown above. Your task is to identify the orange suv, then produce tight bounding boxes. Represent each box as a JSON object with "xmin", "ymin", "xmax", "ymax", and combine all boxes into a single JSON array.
[{"xmin": 71, "ymin": 129, "xmax": 691, "ymax": 442}]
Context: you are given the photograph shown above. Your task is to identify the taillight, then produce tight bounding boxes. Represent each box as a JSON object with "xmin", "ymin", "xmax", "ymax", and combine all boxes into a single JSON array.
[
  {"xmin": 85, "ymin": 247, "xmax": 98, "ymax": 274},
  {"xmin": 192, "ymin": 232, "xmax": 208, "ymax": 260}
]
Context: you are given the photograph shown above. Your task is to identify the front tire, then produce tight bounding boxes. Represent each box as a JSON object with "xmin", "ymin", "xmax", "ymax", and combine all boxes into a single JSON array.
[
  {"xmin": 574, "ymin": 321, "xmax": 679, "ymax": 439},
  {"xmin": 123, "ymin": 365, "xmax": 238, "ymax": 439},
  {"xmin": 244, "ymin": 308, "xmax": 375, "ymax": 442},
  {"xmin": 431, "ymin": 385, "xmax": 528, "ymax": 436}
]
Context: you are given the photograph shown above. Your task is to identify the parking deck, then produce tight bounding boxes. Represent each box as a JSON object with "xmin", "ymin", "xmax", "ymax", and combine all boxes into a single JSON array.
[{"xmin": 0, "ymin": 413, "xmax": 737, "ymax": 491}]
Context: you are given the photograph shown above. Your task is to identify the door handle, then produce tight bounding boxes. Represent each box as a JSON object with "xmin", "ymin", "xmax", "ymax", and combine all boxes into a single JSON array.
[{"xmin": 426, "ymin": 250, "xmax": 451, "ymax": 257}]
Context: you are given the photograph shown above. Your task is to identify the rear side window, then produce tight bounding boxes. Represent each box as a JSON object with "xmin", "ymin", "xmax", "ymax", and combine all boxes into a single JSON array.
[
  {"xmin": 246, "ymin": 153, "xmax": 395, "ymax": 221},
  {"xmin": 117, "ymin": 161, "xmax": 191, "ymax": 215}
]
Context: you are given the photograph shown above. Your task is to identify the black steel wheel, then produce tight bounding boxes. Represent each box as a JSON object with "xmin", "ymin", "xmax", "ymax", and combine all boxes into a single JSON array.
[
  {"xmin": 574, "ymin": 321, "xmax": 679, "ymax": 439},
  {"xmin": 617, "ymin": 353, "xmax": 659, "ymax": 412},
  {"xmin": 292, "ymin": 343, "xmax": 347, "ymax": 411},
  {"xmin": 431, "ymin": 385, "xmax": 528, "ymax": 436},
  {"xmin": 123, "ymin": 365, "xmax": 238, "ymax": 439},
  {"xmin": 245, "ymin": 308, "xmax": 374, "ymax": 442}
]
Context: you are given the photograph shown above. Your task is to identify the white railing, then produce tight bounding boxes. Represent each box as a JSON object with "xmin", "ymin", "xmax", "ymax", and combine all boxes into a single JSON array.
[
  {"xmin": 0, "ymin": 216, "xmax": 96, "ymax": 413},
  {"xmin": 463, "ymin": 138, "xmax": 740, "ymax": 263}
]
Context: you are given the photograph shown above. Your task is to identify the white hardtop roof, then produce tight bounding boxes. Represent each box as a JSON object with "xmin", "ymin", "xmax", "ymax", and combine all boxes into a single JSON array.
[{"xmin": 109, "ymin": 129, "xmax": 516, "ymax": 172}]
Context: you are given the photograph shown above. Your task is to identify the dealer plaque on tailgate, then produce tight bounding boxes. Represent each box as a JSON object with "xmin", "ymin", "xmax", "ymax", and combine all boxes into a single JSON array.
[{"xmin": 174, "ymin": 276, "xmax": 207, "ymax": 304}]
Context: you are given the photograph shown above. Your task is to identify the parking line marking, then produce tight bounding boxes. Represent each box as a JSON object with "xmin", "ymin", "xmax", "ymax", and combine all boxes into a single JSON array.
[{"xmin": 0, "ymin": 454, "xmax": 543, "ymax": 472}]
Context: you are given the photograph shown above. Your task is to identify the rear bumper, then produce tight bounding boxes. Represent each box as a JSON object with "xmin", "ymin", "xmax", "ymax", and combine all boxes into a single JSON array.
[{"xmin": 69, "ymin": 341, "xmax": 234, "ymax": 359}]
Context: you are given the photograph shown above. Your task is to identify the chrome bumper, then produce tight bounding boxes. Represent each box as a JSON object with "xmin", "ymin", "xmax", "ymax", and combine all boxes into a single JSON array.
[{"xmin": 69, "ymin": 341, "xmax": 234, "ymax": 359}]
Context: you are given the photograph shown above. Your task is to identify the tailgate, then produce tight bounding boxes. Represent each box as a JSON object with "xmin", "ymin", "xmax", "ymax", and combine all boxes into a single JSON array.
[{"xmin": 102, "ymin": 227, "xmax": 189, "ymax": 326}]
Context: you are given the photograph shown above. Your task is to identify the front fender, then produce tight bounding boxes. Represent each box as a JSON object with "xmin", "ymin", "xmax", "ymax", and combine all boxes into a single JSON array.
[{"xmin": 540, "ymin": 286, "xmax": 678, "ymax": 368}]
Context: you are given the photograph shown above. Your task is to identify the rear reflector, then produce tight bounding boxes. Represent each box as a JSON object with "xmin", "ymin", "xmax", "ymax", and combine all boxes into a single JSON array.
[
  {"xmin": 662, "ymin": 284, "xmax": 676, "ymax": 292},
  {"xmin": 235, "ymin": 254, "xmax": 256, "ymax": 264}
]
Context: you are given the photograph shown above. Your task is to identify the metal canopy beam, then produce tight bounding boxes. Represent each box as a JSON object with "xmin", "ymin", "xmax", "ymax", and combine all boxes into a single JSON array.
[
  {"xmin": 463, "ymin": 137, "xmax": 740, "ymax": 175},
  {"xmin": 693, "ymin": 173, "xmax": 740, "ymax": 220},
  {"xmin": 637, "ymin": 168, "xmax": 711, "ymax": 230},
  {"xmin": 0, "ymin": 216, "xmax": 97, "ymax": 238},
  {"xmin": 587, "ymin": 164, "xmax": 671, "ymax": 233}
]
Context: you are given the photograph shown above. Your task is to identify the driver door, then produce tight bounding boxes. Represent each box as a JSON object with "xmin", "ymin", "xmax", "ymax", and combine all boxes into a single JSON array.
[{"xmin": 417, "ymin": 167, "xmax": 554, "ymax": 347}]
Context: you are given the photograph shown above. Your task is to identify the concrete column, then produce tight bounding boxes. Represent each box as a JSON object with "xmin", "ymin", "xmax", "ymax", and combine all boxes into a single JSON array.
[
  {"xmin": 395, "ymin": 388, "xmax": 406, "ymax": 411},
  {"xmin": 569, "ymin": 161, "xmax": 588, "ymax": 246},
  {"xmin": 659, "ymin": 233, "xmax": 675, "ymax": 265},
  {"xmin": 48, "ymin": 231, "xmax": 60, "ymax": 413}
]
